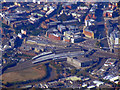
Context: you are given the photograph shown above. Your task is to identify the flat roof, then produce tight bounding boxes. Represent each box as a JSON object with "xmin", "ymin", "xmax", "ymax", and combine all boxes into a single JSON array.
[{"xmin": 68, "ymin": 55, "xmax": 93, "ymax": 63}]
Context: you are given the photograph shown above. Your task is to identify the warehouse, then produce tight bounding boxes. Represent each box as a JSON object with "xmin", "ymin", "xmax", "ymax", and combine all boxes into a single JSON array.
[{"xmin": 67, "ymin": 56, "xmax": 93, "ymax": 68}]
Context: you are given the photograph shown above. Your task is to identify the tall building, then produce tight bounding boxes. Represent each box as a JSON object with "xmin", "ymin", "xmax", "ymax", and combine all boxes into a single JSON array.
[{"xmin": 110, "ymin": 30, "xmax": 120, "ymax": 48}]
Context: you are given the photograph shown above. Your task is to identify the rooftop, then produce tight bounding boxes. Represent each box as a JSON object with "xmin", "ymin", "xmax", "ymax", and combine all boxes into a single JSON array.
[{"xmin": 68, "ymin": 54, "xmax": 93, "ymax": 63}]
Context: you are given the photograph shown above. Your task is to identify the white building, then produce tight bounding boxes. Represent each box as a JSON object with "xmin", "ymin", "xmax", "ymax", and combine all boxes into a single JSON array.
[
  {"xmin": 18, "ymin": 33, "xmax": 22, "ymax": 38},
  {"xmin": 87, "ymin": 85, "xmax": 96, "ymax": 89},
  {"xmin": 109, "ymin": 29, "xmax": 120, "ymax": 49},
  {"xmin": 110, "ymin": 76, "xmax": 119, "ymax": 82},
  {"xmin": 43, "ymin": 5, "xmax": 48, "ymax": 11},
  {"xmin": 85, "ymin": 19, "xmax": 95, "ymax": 27},
  {"xmin": 77, "ymin": 6, "xmax": 88, "ymax": 10},
  {"xmin": 82, "ymin": 83, "xmax": 87, "ymax": 87},
  {"xmin": 46, "ymin": 9, "xmax": 55, "ymax": 15},
  {"xmin": 93, "ymin": 80, "xmax": 104, "ymax": 87},
  {"xmin": 33, "ymin": 0, "xmax": 36, "ymax": 3},
  {"xmin": 21, "ymin": 29, "xmax": 26, "ymax": 35},
  {"xmin": 37, "ymin": 1, "xmax": 40, "ymax": 4}
]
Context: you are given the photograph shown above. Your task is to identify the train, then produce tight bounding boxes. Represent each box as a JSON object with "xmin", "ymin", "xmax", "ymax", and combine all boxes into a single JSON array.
[{"xmin": 32, "ymin": 51, "xmax": 53, "ymax": 60}]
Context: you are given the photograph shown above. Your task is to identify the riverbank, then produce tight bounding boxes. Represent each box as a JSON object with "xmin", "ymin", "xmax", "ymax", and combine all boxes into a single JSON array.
[{"xmin": 2, "ymin": 63, "xmax": 58, "ymax": 88}]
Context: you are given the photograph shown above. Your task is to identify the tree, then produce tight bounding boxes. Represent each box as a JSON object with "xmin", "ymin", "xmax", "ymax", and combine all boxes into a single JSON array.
[
  {"xmin": 4, "ymin": 82, "xmax": 13, "ymax": 87},
  {"xmin": 66, "ymin": 69, "xmax": 71, "ymax": 74},
  {"xmin": 3, "ymin": 53, "xmax": 8, "ymax": 58},
  {"xmin": 76, "ymin": 71, "xmax": 83, "ymax": 76},
  {"xmin": 14, "ymin": 37, "xmax": 23, "ymax": 48},
  {"xmin": 71, "ymin": 4, "xmax": 78, "ymax": 9},
  {"xmin": 2, "ymin": 2, "xmax": 14, "ymax": 7},
  {"xmin": 95, "ymin": 41, "xmax": 101, "ymax": 47},
  {"xmin": 31, "ymin": 29, "xmax": 41, "ymax": 36},
  {"xmin": 70, "ymin": 69, "xmax": 77, "ymax": 75},
  {"xmin": 32, "ymin": 87, "xmax": 36, "ymax": 90}
]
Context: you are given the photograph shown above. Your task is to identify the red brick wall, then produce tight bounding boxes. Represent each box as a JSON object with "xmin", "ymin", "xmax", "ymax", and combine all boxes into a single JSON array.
[
  {"xmin": 49, "ymin": 34, "xmax": 61, "ymax": 40},
  {"xmin": 65, "ymin": 39, "xmax": 70, "ymax": 42}
]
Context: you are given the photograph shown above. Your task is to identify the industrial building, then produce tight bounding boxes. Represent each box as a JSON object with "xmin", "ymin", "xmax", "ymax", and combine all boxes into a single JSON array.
[{"xmin": 67, "ymin": 56, "xmax": 93, "ymax": 68}]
